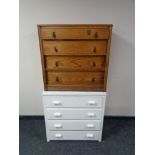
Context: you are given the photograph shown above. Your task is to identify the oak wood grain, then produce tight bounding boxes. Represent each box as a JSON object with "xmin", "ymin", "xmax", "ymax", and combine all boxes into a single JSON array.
[{"xmin": 42, "ymin": 40, "xmax": 107, "ymax": 55}]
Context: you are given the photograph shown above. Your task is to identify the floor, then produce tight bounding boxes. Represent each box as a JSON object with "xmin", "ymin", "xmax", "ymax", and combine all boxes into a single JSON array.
[{"xmin": 19, "ymin": 117, "xmax": 135, "ymax": 155}]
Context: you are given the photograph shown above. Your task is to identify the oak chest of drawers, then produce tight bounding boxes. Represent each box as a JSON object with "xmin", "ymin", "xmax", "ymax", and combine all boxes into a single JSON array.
[{"xmin": 38, "ymin": 24, "xmax": 113, "ymax": 142}]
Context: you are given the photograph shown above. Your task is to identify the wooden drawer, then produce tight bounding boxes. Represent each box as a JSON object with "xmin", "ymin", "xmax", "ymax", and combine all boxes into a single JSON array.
[
  {"xmin": 45, "ymin": 56, "xmax": 105, "ymax": 71},
  {"xmin": 46, "ymin": 72, "xmax": 104, "ymax": 90},
  {"xmin": 47, "ymin": 131, "xmax": 100, "ymax": 141},
  {"xmin": 45, "ymin": 108, "xmax": 102, "ymax": 120},
  {"xmin": 40, "ymin": 27, "xmax": 109, "ymax": 39},
  {"xmin": 42, "ymin": 41, "xmax": 107, "ymax": 55},
  {"xmin": 43, "ymin": 95, "xmax": 105, "ymax": 108},
  {"xmin": 46, "ymin": 120, "xmax": 101, "ymax": 131}
]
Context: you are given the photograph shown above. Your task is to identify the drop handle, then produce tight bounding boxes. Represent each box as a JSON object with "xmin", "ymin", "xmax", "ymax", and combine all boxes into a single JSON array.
[
  {"xmin": 95, "ymin": 32, "xmax": 98, "ymax": 38},
  {"xmin": 93, "ymin": 47, "xmax": 97, "ymax": 53},
  {"xmin": 54, "ymin": 124, "xmax": 62, "ymax": 128},
  {"xmin": 87, "ymin": 112, "xmax": 95, "ymax": 117},
  {"xmin": 56, "ymin": 76, "xmax": 59, "ymax": 82},
  {"xmin": 87, "ymin": 30, "xmax": 91, "ymax": 35},
  {"xmin": 54, "ymin": 47, "xmax": 58, "ymax": 52},
  {"xmin": 55, "ymin": 61, "xmax": 59, "ymax": 67},
  {"xmin": 52, "ymin": 101, "xmax": 61, "ymax": 105},
  {"xmin": 86, "ymin": 133, "xmax": 94, "ymax": 138},
  {"xmin": 53, "ymin": 112, "xmax": 62, "ymax": 117},
  {"xmin": 88, "ymin": 100, "xmax": 96, "ymax": 105},
  {"xmin": 92, "ymin": 62, "xmax": 96, "ymax": 67},
  {"xmin": 91, "ymin": 77, "xmax": 95, "ymax": 83},
  {"xmin": 52, "ymin": 32, "xmax": 56, "ymax": 38},
  {"xmin": 86, "ymin": 124, "xmax": 95, "ymax": 128},
  {"xmin": 55, "ymin": 133, "xmax": 62, "ymax": 138}
]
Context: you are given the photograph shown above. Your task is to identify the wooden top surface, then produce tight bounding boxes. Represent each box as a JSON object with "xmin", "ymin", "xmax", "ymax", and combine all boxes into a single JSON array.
[{"xmin": 38, "ymin": 24, "xmax": 113, "ymax": 27}]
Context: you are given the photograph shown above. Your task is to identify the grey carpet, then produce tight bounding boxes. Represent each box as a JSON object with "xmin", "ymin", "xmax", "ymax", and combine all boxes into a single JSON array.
[{"xmin": 19, "ymin": 117, "xmax": 135, "ymax": 155}]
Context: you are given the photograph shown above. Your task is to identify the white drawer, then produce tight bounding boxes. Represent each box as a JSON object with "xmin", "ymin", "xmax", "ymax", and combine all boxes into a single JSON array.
[
  {"xmin": 47, "ymin": 131, "xmax": 100, "ymax": 141},
  {"xmin": 43, "ymin": 95, "xmax": 105, "ymax": 108},
  {"xmin": 45, "ymin": 108, "xmax": 102, "ymax": 120},
  {"xmin": 46, "ymin": 120, "xmax": 101, "ymax": 130}
]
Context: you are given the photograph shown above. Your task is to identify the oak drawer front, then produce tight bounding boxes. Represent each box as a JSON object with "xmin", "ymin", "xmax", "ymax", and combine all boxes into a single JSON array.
[
  {"xmin": 43, "ymin": 95, "xmax": 104, "ymax": 108},
  {"xmin": 47, "ymin": 131, "xmax": 99, "ymax": 140},
  {"xmin": 47, "ymin": 71, "xmax": 104, "ymax": 86},
  {"xmin": 42, "ymin": 41, "xmax": 107, "ymax": 55},
  {"xmin": 45, "ymin": 109, "xmax": 102, "ymax": 120},
  {"xmin": 40, "ymin": 28, "xmax": 109, "ymax": 39},
  {"xmin": 45, "ymin": 56, "xmax": 105, "ymax": 71},
  {"xmin": 46, "ymin": 120, "xmax": 101, "ymax": 131}
]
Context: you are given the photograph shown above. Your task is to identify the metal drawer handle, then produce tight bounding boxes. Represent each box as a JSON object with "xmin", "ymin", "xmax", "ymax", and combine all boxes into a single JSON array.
[
  {"xmin": 92, "ymin": 62, "xmax": 96, "ymax": 67},
  {"xmin": 87, "ymin": 112, "xmax": 95, "ymax": 117},
  {"xmin": 86, "ymin": 124, "xmax": 95, "ymax": 128},
  {"xmin": 93, "ymin": 47, "xmax": 96, "ymax": 53},
  {"xmin": 55, "ymin": 133, "xmax": 62, "ymax": 138},
  {"xmin": 52, "ymin": 32, "xmax": 56, "ymax": 38},
  {"xmin": 52, "ymin": 101, "xmax": 61, "ymax": 105},
  {"xmin": 56, "ymin": 76, "xmax": 59, "ymax": 82},
  {"xmin": 88, "ymin": 100, "xmax": 96, "ymax": 105},
  {"xmin": 54, "ymin": 112, "xmax": 62, "ymax": 117},
  {"xmin": 91, "ymin": 77, "xmax": 95, "ymax": 82},
  {"xmin": 54, "ymin": 47, "xmax": 58, "ymax": 52},
  {"xmin": 55, "ymin": 61, "xmax": 59, "ymax": 67},
  {"xmin": 87, "ymin": 30, "xmax": 91, "ymax": 35},
  {"xmin": 95, "ymin": 32, "xmax": 98, "ymax": 38},
  {"xmin": 86, "ymin": 133, "xmax": 94, "ymax": 138},
  {"xmin": 54, "ymin": 124, "xmax": 62, "ymax": 128}
]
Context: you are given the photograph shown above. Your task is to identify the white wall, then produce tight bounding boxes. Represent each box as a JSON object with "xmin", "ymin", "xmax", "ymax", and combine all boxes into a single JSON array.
[{"xmin": 19, "ymin": 0, "xmax": 135, "ymax": 116}]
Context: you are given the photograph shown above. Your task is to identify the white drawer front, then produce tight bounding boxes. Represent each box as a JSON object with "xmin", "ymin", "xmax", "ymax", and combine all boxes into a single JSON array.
[
  {"xmin": 47, "ymin": 131, "xmax": 99, "ymax": 141},
  {"xmin": 43, "ymin": 95, "xmax": 105, "ymax": 108},
  {"xmin": 47, "ymin": 120, "xmax": 101, "ymax": 130},
  {"xmin": 45, "ymin": 109, "xmax": 102, "ymax": 120}
]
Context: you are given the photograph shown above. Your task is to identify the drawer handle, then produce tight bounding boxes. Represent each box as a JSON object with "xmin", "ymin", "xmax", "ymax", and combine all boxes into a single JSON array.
[
  {"xmin": 55, "ymin": 61, "xmax": 59, "ymax": 67},
  {"xmin": 87, "ymin": 112, "xmax": 95, "ymax": 117},
  {"xmin": 93, "ymin": 47, "xmax": 96, "ymax": 53},
  {"xmin": 88, "ymin": 100, "xmax": 96, "ymax": 105},
  {"xmin": 54, "ymin": 47, "xmax": 58, "ymax": 52},
  {"xmin": 86, "ymin": 133, "xmax": 94, "ymax": 138},
  {"xmin": 52, "ymin": 101, "xmax": 61, "ymax": 105},
  {"xmin": 54, "ymin": 112, "xmax": 62, "ymax": 117},
  {"xmin": 54, "ymin": 124, "xmax": 62, "ymax": 128},
  {"xmin": 56, "ymin": 76, "xmax": 59, "ymax": 82},
  {"xmin": 87, "ymin": 30, "xmax": 91, "ymax": 35},
  {"xmin": 91, "ymin": 77, "xmax": 95, "ymax": 83},
  {"xmin": 86, "ymin": 124, "xmax": 95, "ymax": 128},
  {"xmin": 95, "ymin": 32, "xmax": 98, "ymax": 38},
  {"xmin": 55, "ymin": 133, "xmax": 62, "ymax": 138},
  {"xmin": 52, "ymin": 32, "xmax": 56, "ymax": 38},
  {"xmin": 92, "ymin": 62, "xmax": 96, "ymax": 67}
]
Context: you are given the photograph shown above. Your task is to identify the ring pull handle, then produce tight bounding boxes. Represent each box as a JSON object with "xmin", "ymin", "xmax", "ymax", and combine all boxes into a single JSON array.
[
  {"xmin": 92, "ymin": 62, "xmax": 96, "ymax": 67},
  {"xmin": 54, "ymin": 47, "xmax": 58, "ymax": 52},
  {"xmin": 93, "ymin": 47, "xmax": 96, "ymax": 53},
  {"xmin": 95, "ymin": 32, "xmax": 98, "ymax": 38},
  {"xmin": 56, "ymin": 76, "xmax": 59, "ymax": 82},
  {"xmin": 87, "ymin": 30, "xmax": 91, "ymax": 35},
  {"xmin": 52, "ymin": 32, "xmax": 56, "ymax": 38},
  {"xmin": 91, "ymin": 77, "xmax": 95, "ymax": 83},
  {"xmin": 55, "ymin": 61, "xmax": 59, "ymax": 67}
]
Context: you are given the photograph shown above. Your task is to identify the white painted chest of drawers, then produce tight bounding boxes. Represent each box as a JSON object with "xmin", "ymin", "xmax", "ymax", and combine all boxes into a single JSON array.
[{"xmin": 43, "ymin": 91, "xmax": 106, "ymax": 142}]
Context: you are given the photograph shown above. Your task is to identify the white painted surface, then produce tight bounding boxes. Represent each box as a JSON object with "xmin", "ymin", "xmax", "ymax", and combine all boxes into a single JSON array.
[
  {"xmin": 43, "ymin": 95, "xmax": 105, "ymax": 108},
  {"xmin": 20, "ymin": 0, "xmax": 135, "ymax": 116},
  {"xmin": 47, "ymin": 120, "xmax": 101, "ymax": 130},
  {"xmin": 45, "ymin": 109, "xmax": 102, "ymax": 120},
  {"xmin": 47, "ymin": 131, "xmax": 99, "ymax": 141},
  {"xmin": 43, "ymin": 91, "xmax": 106, "ymax": 141}
]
